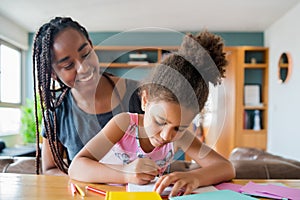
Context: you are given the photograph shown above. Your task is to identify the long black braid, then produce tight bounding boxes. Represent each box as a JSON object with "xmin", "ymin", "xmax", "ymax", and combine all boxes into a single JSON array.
[{"xmin": 32, "ymin": 17, "xmax": 114, "ymax": 174}]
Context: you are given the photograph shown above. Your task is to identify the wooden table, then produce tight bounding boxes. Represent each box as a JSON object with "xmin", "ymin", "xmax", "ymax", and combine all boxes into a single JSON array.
[
  {"xmin": 0, "ymin": 173, "xmax": 119, "ymax": 199},
  {"xmin": 1, "ymin": 173, "xmax": 300, "ymax": 199}
]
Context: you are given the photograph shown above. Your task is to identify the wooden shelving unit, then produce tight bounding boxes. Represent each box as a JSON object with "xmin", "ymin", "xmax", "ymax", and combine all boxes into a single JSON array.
[
  {"xmin": 205, "ymin": 46, "xmax": 269, "ymax": 158},
  {"xmin": 93, "ymin": 46, "xmax": 179, "ymax": 68}
]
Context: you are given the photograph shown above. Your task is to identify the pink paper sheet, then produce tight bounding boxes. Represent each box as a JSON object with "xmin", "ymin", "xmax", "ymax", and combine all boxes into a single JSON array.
[
  {"xmin": 240, "ymin": 181, "xmax": 300, "ymax": 200},
  {"xmin": 214, "ymin": 182, "xmax": 243, "ymax": 193}
]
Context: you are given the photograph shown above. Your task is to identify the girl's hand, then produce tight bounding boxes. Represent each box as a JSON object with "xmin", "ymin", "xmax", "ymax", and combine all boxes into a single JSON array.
[
  {"xmin": 124, "ymin": 158, "xmax": 159, "ymax": 184},
  {"xmin": 154, "ymin": 171, "xmax": 200, "ymax": 197}
]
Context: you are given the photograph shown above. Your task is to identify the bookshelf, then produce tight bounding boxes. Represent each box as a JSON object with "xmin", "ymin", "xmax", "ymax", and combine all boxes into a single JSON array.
[{"xmin": 205, "ymin": 46, "xmax": 269, "ymax": 158}]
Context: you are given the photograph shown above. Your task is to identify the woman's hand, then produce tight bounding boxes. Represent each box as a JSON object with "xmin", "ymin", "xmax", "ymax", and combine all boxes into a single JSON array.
[
  {"xmin": 123, "ymin": 158, "xmax": 159, "ymax": 185},
  {"xmin": 154, "ymin": 171, "xmax": 200, "ymax": 197}
]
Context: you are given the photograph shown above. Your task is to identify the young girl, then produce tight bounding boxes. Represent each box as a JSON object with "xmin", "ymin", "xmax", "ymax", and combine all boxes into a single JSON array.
[
  {"xmin": 32, "ymin": 17, "xmax": 143, "ymax": 175},
  {"xmin": 68, "ymin": 31, "xmax": 235, "ymax": 197}
]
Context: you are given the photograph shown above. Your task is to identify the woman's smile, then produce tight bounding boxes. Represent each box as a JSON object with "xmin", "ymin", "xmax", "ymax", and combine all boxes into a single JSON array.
[{"xmin": 77, "ymin": 69, "xmax": 94, "ymax": 82}]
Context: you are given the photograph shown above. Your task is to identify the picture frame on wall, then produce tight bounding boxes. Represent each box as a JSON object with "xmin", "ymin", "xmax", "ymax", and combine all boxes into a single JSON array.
[{"xmin": 244, "ymin": 84, "xmax": 261, "ymax": 106}]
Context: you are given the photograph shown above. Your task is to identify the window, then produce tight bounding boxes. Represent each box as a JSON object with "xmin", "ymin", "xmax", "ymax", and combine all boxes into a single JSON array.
[{"xmin": 0, "ymin": 40, "xmax": 23, "ymax": 136}]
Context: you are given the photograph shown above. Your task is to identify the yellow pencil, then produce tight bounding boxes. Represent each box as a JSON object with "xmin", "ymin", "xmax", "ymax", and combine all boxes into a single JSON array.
[{"xmin": 74, "ymin": 183, "xmax": 85, "ymax": 197}]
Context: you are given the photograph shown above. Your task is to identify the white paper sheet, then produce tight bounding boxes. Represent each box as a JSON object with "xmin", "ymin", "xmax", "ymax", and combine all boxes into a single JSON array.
[{"xmin": 127, "ymin": 177, "xmax": 218, "ymax": 196}]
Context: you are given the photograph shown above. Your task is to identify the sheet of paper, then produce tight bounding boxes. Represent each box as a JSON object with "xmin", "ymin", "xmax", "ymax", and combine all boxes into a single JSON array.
[
  {"xmin": 127, "ymin": 177, "xmax": 217, "ymax": 196},
  {"xmin": 127, "ymin": 178, "xmax": 173, "ymax": 196},
  {"xmin": 240, "ymin": 181, "xmax": 300, "ymax": 200},
  {"xmin": 240, "ymin": 182, "xmax": 283, "ymax": 199},
  {"xmin": 214, "ymin": 182, "xmax": 243, "ymax": 192},
  {"xmin": 191, "ymin": 185, "xmax": 218, "ymax": 193},
  {"xmin": 264, "ymin": 184, "xmax": 300, "ymax": 200},
  {"xmin": 169, "ymin": 190, "xmax": 258, "ymax": 200}
]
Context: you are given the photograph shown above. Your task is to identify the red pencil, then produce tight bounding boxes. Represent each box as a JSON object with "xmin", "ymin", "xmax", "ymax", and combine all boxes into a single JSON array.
[
  {"xmin": 86, "ymin": 185, "xmax": 106, "ymax": 196},
  {"xmin": 70, "ymin": 182, "xmax": 77, "ymax": 196}
]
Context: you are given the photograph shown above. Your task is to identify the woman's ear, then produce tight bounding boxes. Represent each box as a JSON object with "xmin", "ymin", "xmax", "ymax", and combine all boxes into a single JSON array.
[{"xmin": 141, "ymin": 90, "xmax": 149, "ymax": 111}]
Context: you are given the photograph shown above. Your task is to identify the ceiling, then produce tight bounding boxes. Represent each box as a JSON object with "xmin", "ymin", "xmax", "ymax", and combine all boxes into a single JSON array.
[{"xmin": 0, "ymin": 0, "xmax": 299, "ymax": 33}]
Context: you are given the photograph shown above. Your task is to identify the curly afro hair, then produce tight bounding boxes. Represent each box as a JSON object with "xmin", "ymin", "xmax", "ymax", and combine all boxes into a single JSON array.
[{"xmin": 140, "ymin": 30, "xmax": 227, "ymax": 113}]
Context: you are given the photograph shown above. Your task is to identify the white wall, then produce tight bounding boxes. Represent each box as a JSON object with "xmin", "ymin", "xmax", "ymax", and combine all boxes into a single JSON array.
[
  {"xmin": 0, "ymin": 14, "xmax": 28, "ymax": 49},
  {"xmin": 265, "ymin": 2, "xmax": 300, "ymax": 161}
]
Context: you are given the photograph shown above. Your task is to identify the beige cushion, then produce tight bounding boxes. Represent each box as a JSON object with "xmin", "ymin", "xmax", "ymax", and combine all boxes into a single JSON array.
[
  {"xmin": 2, "ymin": 157, "xmax": 42, "ymax": 174},
  {"xmin": 0, "ymin": 157, "xmax": 14, "ymax": 172}
]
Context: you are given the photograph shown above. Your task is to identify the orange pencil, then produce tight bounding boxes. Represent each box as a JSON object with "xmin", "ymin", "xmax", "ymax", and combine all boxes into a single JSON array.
[{"xmin": 86, "ymin": 185, "xmax": 106, "ymax": 196}]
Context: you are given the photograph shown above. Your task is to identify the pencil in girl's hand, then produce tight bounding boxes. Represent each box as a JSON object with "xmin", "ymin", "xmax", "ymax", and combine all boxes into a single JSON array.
[{"xmin": 158, "ymin": 168, "xmax": 164, "ymax": 177}]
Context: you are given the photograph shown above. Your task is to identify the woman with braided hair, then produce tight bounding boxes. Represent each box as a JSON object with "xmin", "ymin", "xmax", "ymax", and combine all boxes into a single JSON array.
[{"xmin": 32, "ymin": 16, "xmax": 143, "ymax": 175}]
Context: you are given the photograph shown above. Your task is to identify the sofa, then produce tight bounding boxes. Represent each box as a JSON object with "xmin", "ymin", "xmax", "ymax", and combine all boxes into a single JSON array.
[
  {"xmin": 169, "ymin": 147, "xmax": 300, "ymax": 179},
  {"xmin": 0, "ymin": 156, "xmax": 41, "ymax": 174},
  {"xmin": 230, "ymin": 147, "xmax": 300, "ymax": 179}
]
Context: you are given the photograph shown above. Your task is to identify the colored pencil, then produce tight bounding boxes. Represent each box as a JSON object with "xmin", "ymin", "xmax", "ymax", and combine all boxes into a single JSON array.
[{"xmin": 86, "ymin": 185, "xmax": 106, "ymax": 196}]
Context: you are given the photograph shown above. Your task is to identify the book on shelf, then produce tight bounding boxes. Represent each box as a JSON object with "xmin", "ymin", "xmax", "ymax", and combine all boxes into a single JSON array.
[
  {"xmin": 127, "ymin": 61, "xmax": 149, "ymax": 65},
  {"xmin": 244, "ymin": 85, "xmax": 261, "ymax": 106},
  {"xmin": 129, "ymin": 53, "xmax": 148, "ymax": 59},
  {"xmin": 243, "ymin": 111, "xmax": 249, "ymax": 129}
]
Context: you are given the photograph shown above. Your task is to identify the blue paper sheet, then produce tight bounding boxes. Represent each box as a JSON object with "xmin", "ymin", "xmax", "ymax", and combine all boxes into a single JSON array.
[{"xmin": 169, "ymin": 190, "xmax": 258, "ymax": 200}]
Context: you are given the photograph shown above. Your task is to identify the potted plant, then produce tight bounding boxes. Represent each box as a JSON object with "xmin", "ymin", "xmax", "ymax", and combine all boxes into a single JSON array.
[{"xmin": 20, "ymin": 96, "xmax": 42, "ymax": 144}]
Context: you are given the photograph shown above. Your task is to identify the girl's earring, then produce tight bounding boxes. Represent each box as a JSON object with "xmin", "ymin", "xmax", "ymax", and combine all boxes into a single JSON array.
[
  {"xmin": 141, "ymin": 102, "xmax": 148, "ymax": 111},
  {"xmin": 141, "ymin": 90, "xmax": 148, "ymax": 111}
]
